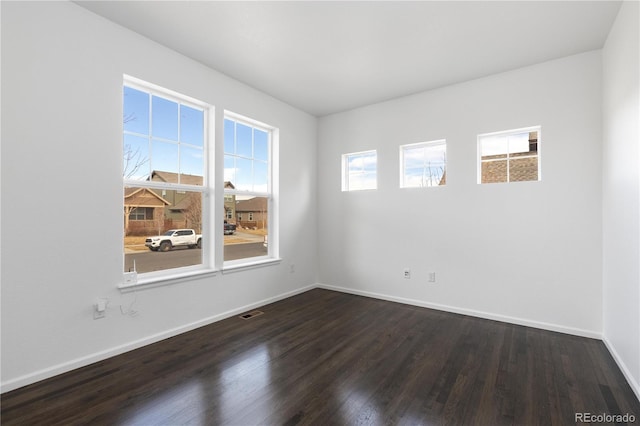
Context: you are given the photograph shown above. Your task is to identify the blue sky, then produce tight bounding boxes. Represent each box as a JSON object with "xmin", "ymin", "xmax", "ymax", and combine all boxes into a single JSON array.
[
  {"xmin": 123, "ymin": 86, "xmax": 204, "ymax": 181},
  {"xmin": 402, "ymin": 142, "xmax": 446, "ymax": 188},
  {"xmin": 224, "ymin": 118, "xmax": 269, "ymax": 193},
  {"xmin": 123, "ymin": 86, "xmax": 269, "ymax": 193},
  {"xmin": 346, "ymin": 151, "xmax": 377, "ymax": 191}
]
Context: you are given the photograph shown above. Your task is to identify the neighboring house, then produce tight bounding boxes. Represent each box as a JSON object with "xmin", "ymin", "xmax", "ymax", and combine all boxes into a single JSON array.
[
  {"xmin": 235, "ymin": 197, "xmax": 268, "ymax": 229},
  {"xmin": 124, "ymin": 187, "xmax": 171, "ymax": 236},
  {"xmin": 223, "ymin": 182, "xmax": 236, "ymax": 223},
  {"xmin": 481, "ymin": 131, "xmax": 538, "ymax": 183},
  {"xmin": 150, "ymin": 170, "xmax": 202, "ymax": 223},
  {"xmin": 125, "ymin": 170, "xmax": 236, "ymax": 235}
]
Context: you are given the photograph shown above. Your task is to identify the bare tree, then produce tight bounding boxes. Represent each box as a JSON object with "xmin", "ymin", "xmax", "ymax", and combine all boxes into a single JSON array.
[
  {"xmin": 183, "ymin": 193, "xmax": 202, "ymax": 233},
  {"xmin": 123, "ymin": 113, "xmax": 150, "ymax": 236},
  {"xmin": 123, "ymin": 113, "xmax": 148, "ymax": 179}
]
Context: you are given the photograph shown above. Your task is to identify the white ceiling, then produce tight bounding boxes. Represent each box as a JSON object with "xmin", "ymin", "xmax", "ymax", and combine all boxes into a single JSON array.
[{"xmin": 76, "ymin": 1, "xmax": 621, "ymax": 117}]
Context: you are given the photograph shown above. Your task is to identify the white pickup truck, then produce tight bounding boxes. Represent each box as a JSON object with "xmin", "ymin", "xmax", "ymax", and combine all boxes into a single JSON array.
[{"xmin": 145, "ymin": 229, "xmax": 202, "ymax": 252}]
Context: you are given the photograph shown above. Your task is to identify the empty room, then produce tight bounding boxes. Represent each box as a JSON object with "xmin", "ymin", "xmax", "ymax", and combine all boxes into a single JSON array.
[{"xmin": 1, "ymin": 1, "xmax": 639, "ymax": 425}]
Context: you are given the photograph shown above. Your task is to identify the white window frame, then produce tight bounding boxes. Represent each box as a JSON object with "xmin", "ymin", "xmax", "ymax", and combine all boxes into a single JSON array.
[
  {"xmin": 399, "ymin": 139, "xmax": 447, "ymax": 188},
  {"xmin": 342, "ymin": 150, "xmax": 378, "ymax": 191},
  {"xmin": 223, "ymin": 111, "xmax": 279, "ymax": 270},
  {"xmin": 121, "ymin": 75, "xmax": 215, "ymax": 288},
  {"xmin": 477, "ymin": 126, "xmax": 541, "ymax": 184}
]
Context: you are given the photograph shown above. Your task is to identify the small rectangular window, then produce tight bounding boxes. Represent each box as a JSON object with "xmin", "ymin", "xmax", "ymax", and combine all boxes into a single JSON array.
[
  {"xmin": 342, "ymin": 150, "xmax": 377, "ymax": 191},
  {"xmin": 478, "ymin": 127, "xmax": 540, "ymax": 184},
  {"xmin": 400, "ymin": 140, "xmax": 446, "ymax": 188}
]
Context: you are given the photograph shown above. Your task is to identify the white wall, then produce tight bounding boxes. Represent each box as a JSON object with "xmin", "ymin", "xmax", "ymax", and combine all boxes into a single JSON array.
[
  {"xmin": 0, "ymin": 1, "xmax": 317, "ymax": 391},
  {"xmin": 318, "ymin": 51, "xmax": 603, "ymax": 337},
  {"xmin": 602, "ymin": 1, "xmax": 640, "ymax": 399}
]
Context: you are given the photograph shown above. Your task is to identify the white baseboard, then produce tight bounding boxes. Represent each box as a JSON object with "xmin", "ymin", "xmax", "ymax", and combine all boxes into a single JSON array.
[
  {"xmin": 603, "ymin": 336, "xmax": 640, "ymax": 402},
  {"xmin": 316, "ymin": 283, "xmax": 602, "ymax": 339},
  {"xmin": 0, "ymin": 284, "xmax": 315, "ymax": 394},
  {"xmin": 7, "ymin": 282, "xmax": 633, "ymax": 400}
]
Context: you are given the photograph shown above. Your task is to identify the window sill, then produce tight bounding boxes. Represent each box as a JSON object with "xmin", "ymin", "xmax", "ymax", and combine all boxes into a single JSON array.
[
  {"xmin": 118, "ymin": 268, "xmax": 218, "ymax": 293},
  {"xmin": 222, "ymin": 257, "xmax": 282, "ymax": 274}
]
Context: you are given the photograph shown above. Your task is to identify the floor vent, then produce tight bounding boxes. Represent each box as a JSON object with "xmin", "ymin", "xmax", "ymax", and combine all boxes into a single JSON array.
[{"xmin": 239, "ymin": 310, "xmax": 264, "ymax": 320}]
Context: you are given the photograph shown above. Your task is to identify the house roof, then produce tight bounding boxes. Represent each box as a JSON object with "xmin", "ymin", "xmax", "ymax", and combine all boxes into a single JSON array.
[
  {"xmin": 124, "ymin": 187, "xmax": 171, "ymax": 207},
  {"xmin": 235, "ymin": 197, "xmax": 268, "ymax": 212},
  {"xmin": 169, "ymin": 194, "xmax": 199, "ymax": 212},
  {"xmin": 150, "ymin": 170, "xmax": 235, "ymax": 189},
  {"xmin": 151, "ymin": 170, "xmax": 202, "ymax": 185}
]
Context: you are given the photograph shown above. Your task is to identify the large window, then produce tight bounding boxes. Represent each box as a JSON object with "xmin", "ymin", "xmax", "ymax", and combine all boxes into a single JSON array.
[
  {"xmin": 400, "ymin": 140, "xmax": 447, "ymax": 188},
  {"xmin": 478, "ymin": 126, "xmax": 540, "ymax": 184},
  {"xmin": 123, "ymin": 76, "xmax": 210, "ymax": 278},
  {"xmin": 342, "ymin": 150, "xmax": 377, "ymax": 191},
  {"xmin": 223, "ymin": 113, "xmax": 274, "ymax": 264}
]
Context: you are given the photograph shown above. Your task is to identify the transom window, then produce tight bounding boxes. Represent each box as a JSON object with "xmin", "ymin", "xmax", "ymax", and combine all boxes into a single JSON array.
[
  {"xmin": 478, "ymin": 126, "xmax": 540, "ymax": 184},
  {"xmin": 400, "ymin": 140, "xmax": 447, "ymax": 188},
  {"xmin": 342, "ymin": 150, "xmax": 377, "ymax": 191}
]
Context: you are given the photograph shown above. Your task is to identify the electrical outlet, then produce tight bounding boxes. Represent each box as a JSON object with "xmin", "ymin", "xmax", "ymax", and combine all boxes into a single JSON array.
[
  {"xmin": 403, "ymin": 269, "xmax": 411, "ymax": 279},
  {"xmin": 290, "ymin": 264, "xmax": 295, "ymax": 273},
  {"xmin": 93, "ymin": 306, "xmax": 106, "ymax": 319},
  {"xmin": 93, "ymin": 299, "xmax": 107, "ymax": 320},
  {"xmin": 428, "ymin": 272, "xmax": 436, "ymax": 283}
]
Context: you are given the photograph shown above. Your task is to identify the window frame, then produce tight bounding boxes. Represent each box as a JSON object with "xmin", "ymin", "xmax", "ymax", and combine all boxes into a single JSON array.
[
  {"xmin": 341, "ymin": 150, "xmax": 378, "ymax": 192},
  {"xmin": 222, "ymin": 111, "xmax": 279, "ymax": 270},
  {"xmin": 121, "ymin": 75, "xmax": 215, "ymax": 288},
  {"xmin": 477, "ymin": 126, "xmax": 541, "ymax": 184},
  {"xmin": 399, "ymin": 139, "xmax": 447, "ymax": 188}
]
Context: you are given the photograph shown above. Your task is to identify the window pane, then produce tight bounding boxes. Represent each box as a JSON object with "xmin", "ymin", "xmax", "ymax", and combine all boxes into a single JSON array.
[
  {"xmin": 507, "ymin": 132, "xmax": 530, "ymax": 154},
  {"xmin": 403, "ymin": 146, "xmax": 425, "ymax": 169},
  {"xmin": 480, "ymin": 134, "xmax": 508, "ymax": 158},
  {"xmin": 481, "ymin": 160, "xmax": 508, "ymax": 183},
  {"xmin": 350, "ymin": 171, "xmax": 376, "ymax": 191},
  {"xmin": 253, "ymin": 161, "xmax": 268, "ymax": 193},
  {"xmin": 180, "ymin": 146, "xmax": 204, "ymax": 181},
  {"xmin": 479, "ymin": 127, "xmax": 540, "ymax": 184},
  {"xmin": 224, "ymin": 119, "xmax": 235, "ymax": 154},
  {"xmin": 234, "ymin": 157, "xmax": 253, "ymax": 191},
  {"xmin": 236, "ymin": 123, "xmax": 253, "ymax": 158},
  {"xmin": 344, "ymin": 151, "xmax": 377, "ymax": 191},
  {"xmin": 151, "ymin": 140, "xmax": 179, "ymax": 174},
  {"xmin": 124, "ymin": 189, "xmax": 203, "ymax": 273},
  {"xmin": 361, "ymin": 152, "xmax": 377, "ymax": 173},
  {"xmin": 401, "ymin": 142, "xmax": 447, "ymax": 188},
  {"xmin": 152, "ymin": 96, "xmax": 178, "ymax": 140},
  {"xmin": 180, "ymin": 105, "xmax": 204, "ymax": 147},
  {"xmin": 224, "ymin": 155, "xmax": 236, "ymax": 186},
  {"xmin": 224, "ymin": 197, "xmax": 268, "ymax": 261},
  {"xmin": 123, "ymin": 86, "xmax": 149, "ymax": 135},
  {"xmin": 509, "ymin": 157, "xmax": 539, "ymax": 182},
  {"xmin": 404, "ymin": 167, "xmax": 426, "ymax": 187},
  {"xmin": 123, "ymin": 134, "xmax": 149, "ymax": 180},
  {"xmin": 254, "ymin": 129, "xmax": 269, "ymax": 161}
]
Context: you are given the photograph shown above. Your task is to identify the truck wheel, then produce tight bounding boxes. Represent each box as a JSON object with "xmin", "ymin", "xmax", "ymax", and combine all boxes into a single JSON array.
[
  {"xmin": 159, "ymin": 241, "xmax": 171, "ymax": 252},
  {"xmin": 197, "ymin": 238, "xmax": 202, "ymax": 249}
]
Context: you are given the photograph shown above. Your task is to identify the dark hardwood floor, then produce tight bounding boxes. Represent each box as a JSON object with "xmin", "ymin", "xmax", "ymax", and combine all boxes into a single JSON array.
[{"xmin": 2, "ymin": 289, "xmax": 638, "ymax": 425}]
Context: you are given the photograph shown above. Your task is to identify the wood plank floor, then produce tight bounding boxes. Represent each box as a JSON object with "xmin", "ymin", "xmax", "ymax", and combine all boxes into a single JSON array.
[{"xmin": 2, "ymin": 289, "xmax": 639, "ymax": 425}]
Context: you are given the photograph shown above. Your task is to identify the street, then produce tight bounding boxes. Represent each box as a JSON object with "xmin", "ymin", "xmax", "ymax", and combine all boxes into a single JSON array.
[{"xmin": 124, "ymin": 242, "xmax": 267, "ymax": 273}]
